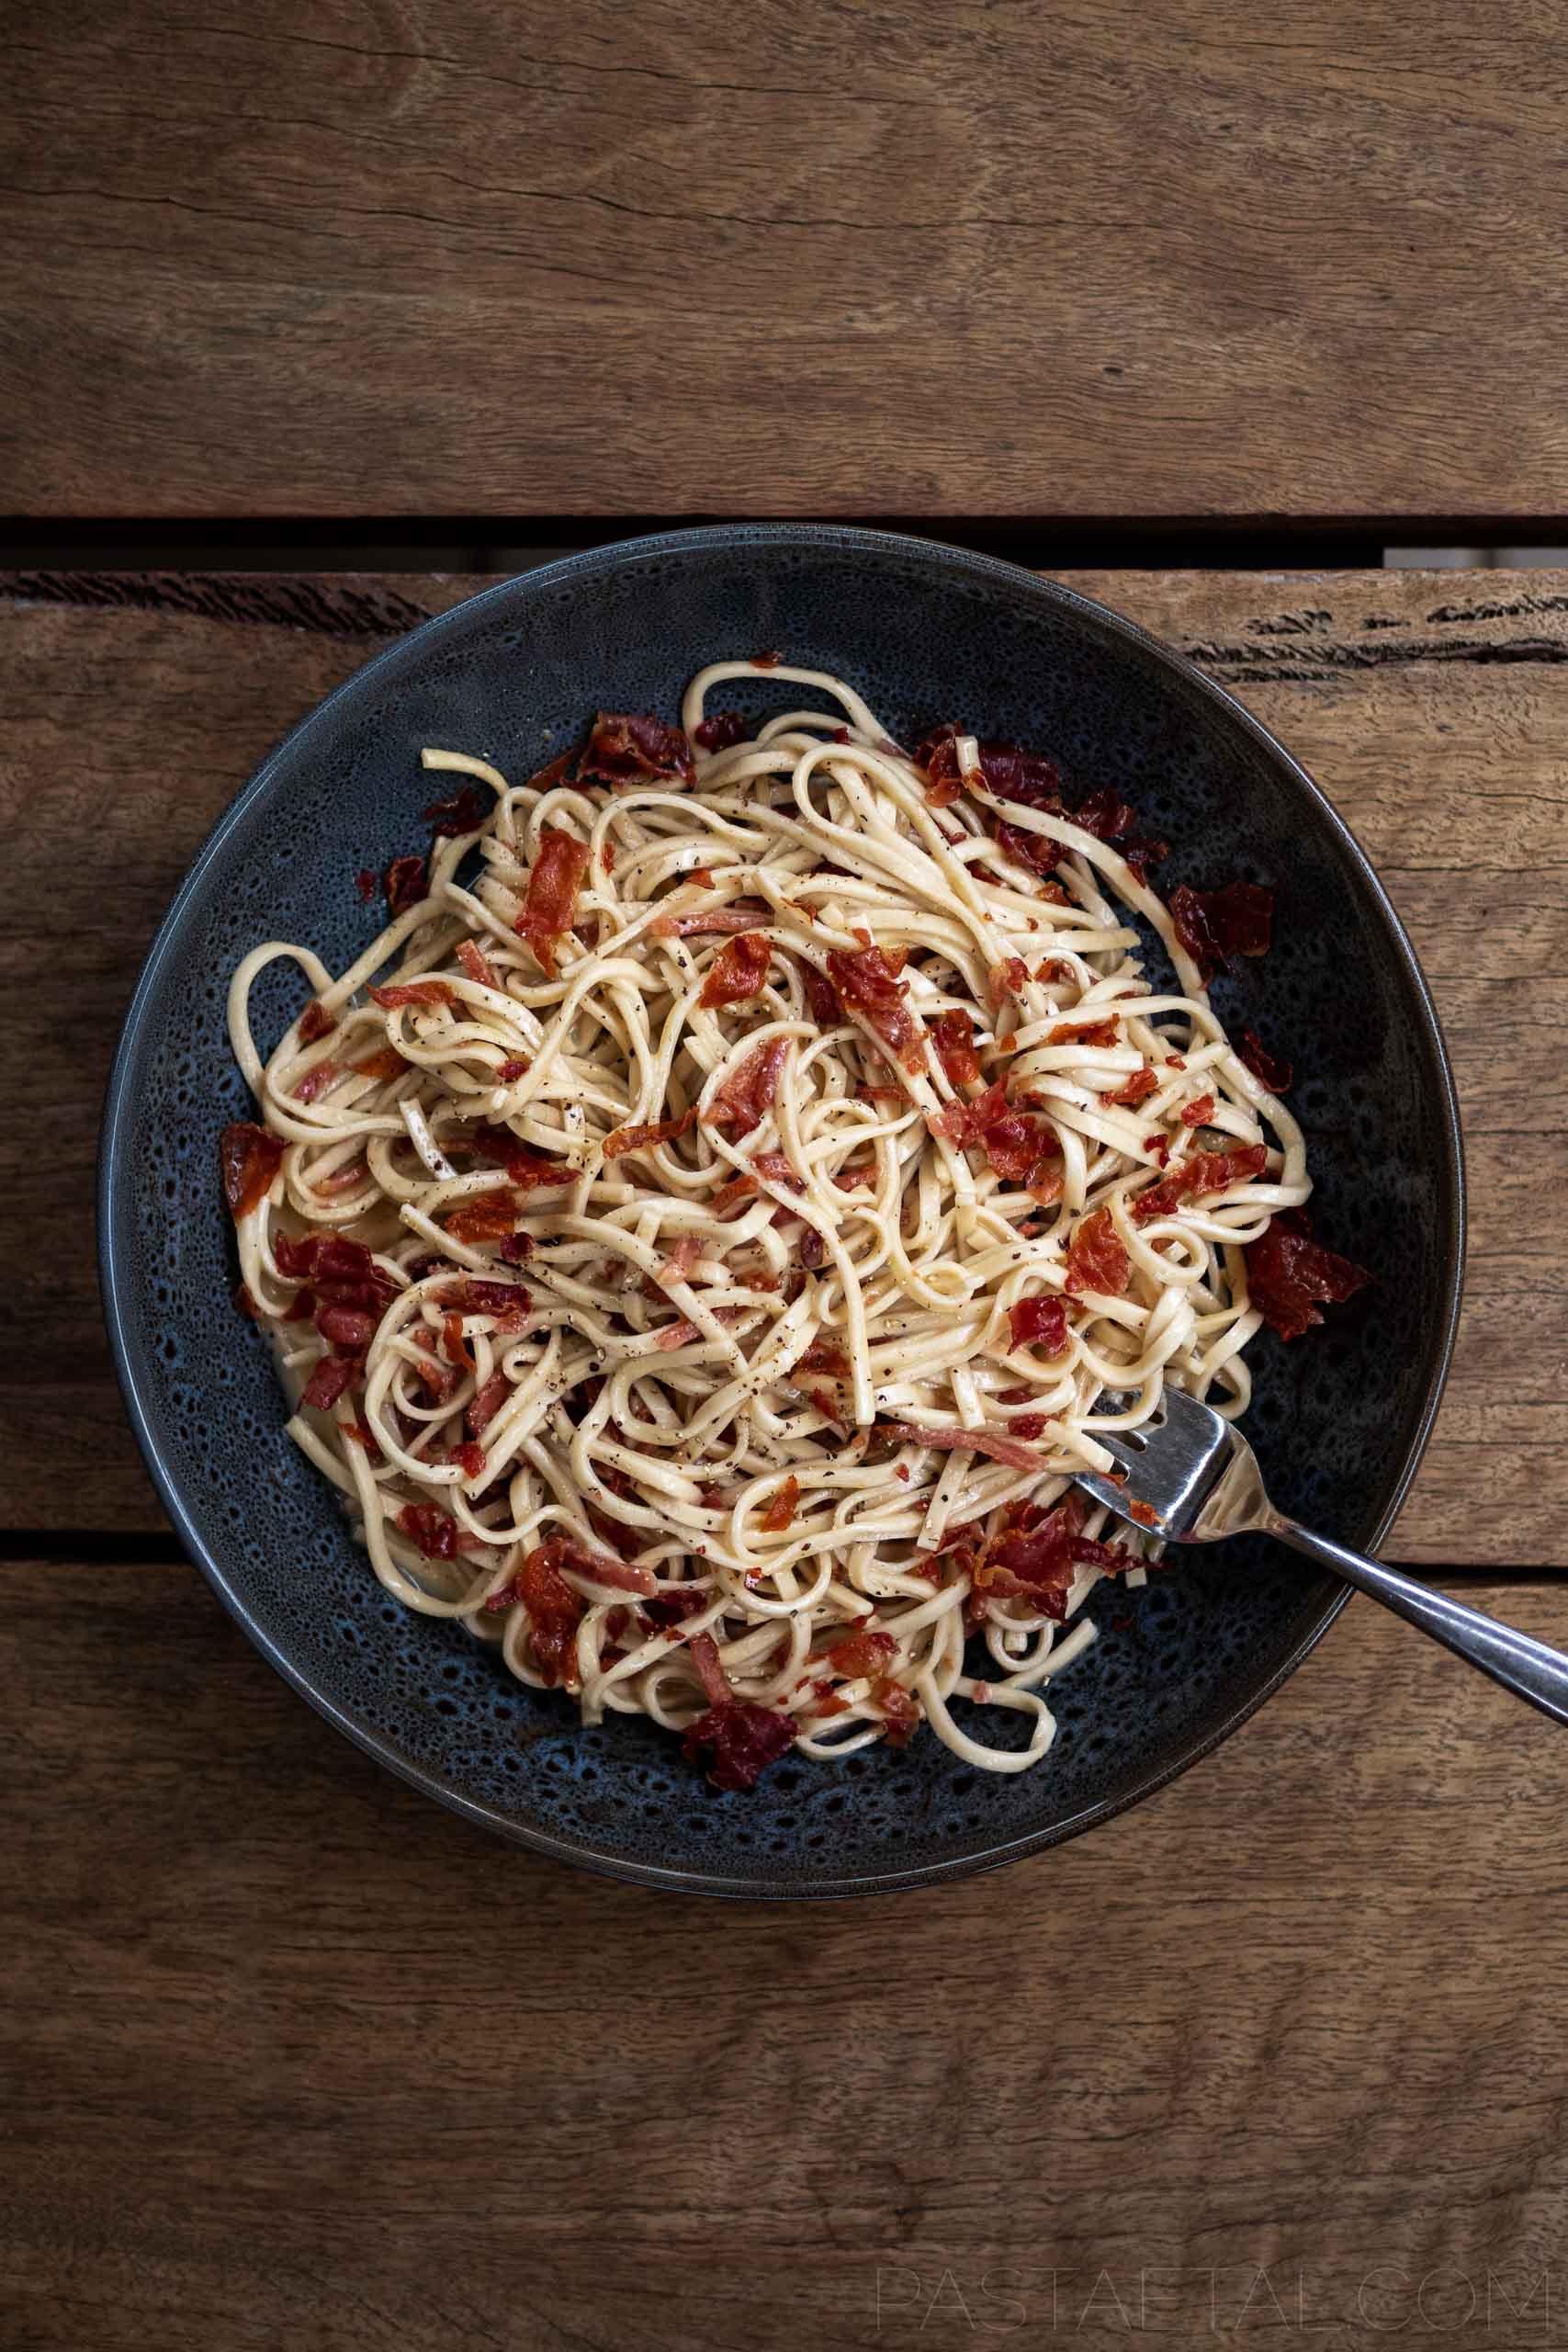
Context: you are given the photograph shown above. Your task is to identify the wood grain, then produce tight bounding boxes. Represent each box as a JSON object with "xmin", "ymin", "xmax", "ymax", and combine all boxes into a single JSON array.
[
  {"xmin": 3, "ymin": 566, "xmax": 1560, "ymax": 1554},
  {"xmin": 4, "ymin": 1555, "xmax": 1567, "ymax": 2351},
  {"xmin": 5, "ymin": 4, "xmax": 1568, "ymax": 520}
]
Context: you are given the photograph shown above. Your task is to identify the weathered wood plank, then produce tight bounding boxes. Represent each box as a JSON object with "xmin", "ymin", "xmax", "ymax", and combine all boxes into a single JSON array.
[
  {"xmin": 4, "ymin": 1558, "xmax": 1567, "ymax": 2349},
  {"xmin": 3, "ymin": 568, "xmax": 1561, "ymax": 1555},
  {"xmin": 5, "ymin": 5, "xmax": 1568, "ymax": 519}
]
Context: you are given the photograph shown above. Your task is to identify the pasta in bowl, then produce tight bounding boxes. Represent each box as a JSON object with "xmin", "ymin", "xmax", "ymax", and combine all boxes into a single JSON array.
[
  {"xmin": 102, "ymin": 526, "xmax": 1459, "ymax": 1890},
  {"xmin": 222, "ymin": 656, "xmax": 1367, "ymax": 1794}
]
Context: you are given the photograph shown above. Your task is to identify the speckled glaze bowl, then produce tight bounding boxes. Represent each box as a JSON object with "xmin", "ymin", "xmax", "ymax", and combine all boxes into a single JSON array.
[{"xmin": 100, "ymin": 527, "xmax": 1463, "ymax": 1896}]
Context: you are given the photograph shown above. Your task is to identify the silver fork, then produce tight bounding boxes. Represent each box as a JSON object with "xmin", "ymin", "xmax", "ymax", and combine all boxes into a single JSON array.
[{"xmin": 1076, "ymin": 1388, "xmax": 1568, "ymax": 1726}]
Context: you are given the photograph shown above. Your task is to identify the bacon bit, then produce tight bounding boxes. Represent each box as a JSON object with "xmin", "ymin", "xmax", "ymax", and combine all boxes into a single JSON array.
[
  {"xmin": 688, "ymin": 1631, "xmax": 732, "ymax": 1707},
  {"xmin": 705, "ymin": 1035, "xmax": 789, "ymax": 1133},
  {"xmin": 315, "ymin": 1303, "xmax": 375, "ymax": 1351},
  {"xmin": 495, "ymin": 1057, "xmax": 530, "ymax": 1082},
  {"xmin": 806, "ymin": 1683, "xmax": 850, "ymax": 1719},
  {"xmin": 713, "ymin": 1170, "xmax": 760, "ymax": 1217},
  {"xmin": 275, "ymin": 1232, "xmax": 375, "ymax": 1284},
  {"xmin": 220, "ymin": 1123, "xmax": 284, "ymax": 1219},
  {"xmin": 352, "ymin": 1045, "xmax": 406, "ymax": 1080},
  {"xmin": 969, "ymin": 1492, "xmax": 1122, "ymax": 1619},
  {"xmin": 469, "ymin": 1372, "xmax": 510, "ymax": 1434},
  {"xmin": 601, "ymin": 1609, "xmax": 631, "ymax": 1653},
  {"xmin": 698, "ymin": 930, "xmax": 773, "ymax": 1010},
  {"xmin": 423, "ymin": 781, "xmax": 491, "ymax": 838},
  {"xmin": 832, "ymin": 1156, "xmax": 876, "ymax": 1191},
  {"xmin": 752, "ymin": 649, "xmax": 782, "ymax": 670},
  {"xmin": 300, "ymin": 1354, "xmax": 355, "ymax": 1411},
  {"xmin": 1105, "ymin": 1067, "xmax": 1160, "ymax": 1108},
  {"xmin": 915, "ymin": 727, "xmax": 1066, "ymax": 818},
  {"xmin": 694, "ymin": 709, "xmax": 748, "ymax": 752},
  {"xmin": 800, "ymin": 1232, "xmax": 828, "ymax": 1271},
  {"xmin": 299, "ymin": 998, "xmax": 336, "ymax": 1043},
  {"xmin": 643, "ymin": 1589, "xmax": 708, "ymax": 1629},
  {"xmin": 1048, "ymin": 1015, "xmax": 1118, "ymax": 1047},
  {"xmin": 1145, "ymin": 1135, "xmax": 1170, "ymax": 1167},
  {"xmin": 367, "ymin": 979, "xmax": 456, "ymax": 1009},
  {"xmin": 795, "ymin": 955, "xmax": 842, "ymax": 1028},
  {"xmin": 1169, "ymin": 880, "xmax": 1275, "ymax": 985},
  {"xmin": 1239, "ymin": 1030, "xmax": 1293, "ymax": 1093},
  {"xmin": 933, "ymin": 1008, "xmax": 982, "ymax": 1088},
  {"xmin": 468, "ymin": 1125, "xmax": 577, "ymax": 1189},
  {"xmin": 1071, "ymin": 787, "xmax": 1168, "ymax": 885},
  {"xmin": 990, "ymin": 956, "xmax": 1029, "ymax": 1001},
  {"xmin": 806, "ymin": 1384, "xmax": 846, "ymax": 1431},
  {"xmin": 577, "ymin": 712, "xmax": 694, "ymax": 786},
  {"xmin": 827, "ymin": 943, "xmax": 925, "ymax": 1070},
  {"xmin": 652, "ymin": 1317, "xmax": 699, "ymax": 1351},
  {"xmin": 1246, "ymin": 1207, "xmax": 1372, "ymax": 1340},
  {"xmin": 1009, "ymin": 1295, "xmax": 1069, "ymax": 1354},
  {"xmin": 761, "ymin": 1474, "xmax": 801, "ymax": 1533},
  {"xmin": 872, "ymin": 1677, "xmax": 921, "ymax": 1744},
  {"xmin": 994, "ymin": 820, "xmax": 1063, "ymax": 882},
  {"xmin": 1180, "ymin": 1091, "xmax": 1217, "ymax": 1128},
  {"xmin": 385, "ymin": 854, "xmax": 427, "ymax": 917},
  {"xmin": 825, "ymin": 1626, "xmax": 897, "ymax": 1680},
  {"xmin": 448, "ymin": 1439, "xmax": 488, "ymax": 1479},
  {"xmin": 444, "ymin": 1192, "xmax": 519, "ymax": 1243},
  {"xmin": 497, "ymin": 1233, "xmax": 532, "ymax": 1267},
  {"xmin": 882, "ymin": 1419, "xmax": 1043, "ymax": 1473},
  {"xmin": 1063, "ymin": 1207, "xmax": 1131, "ymax": 1299},
  {"xmin": 456, "ymin": 937, "xmax": 500, "ymax": 991},
  {"xmin": 490, "ymin": 1544, "xmax": 583, "ymax": 1685},
  {"xmin": 690, "ymin": 865, "xmax": 715, "ymax": 888},
  {"xmin": 1127, "ymin": 1499, "xmax": 1159, "ymax": 1528},
  {"xmin": 342, "ymin": 1420, "xmax": 381, "ymax": 1455},
  {"xmin": 682, "ymin": 1701, "xmax": 795, "ymax": 1792},
  {"xmin": 600, "ymin": 840, "xmax": 615, "ymax": 875},
  {"xmin": 355, "ymin": 868, "xmax": 378, "ymax": 903},
  {"xmin": 604, "ymin": 1108, "xmax": 695, "ymax": 1160},
  {"xmin": 410, "ymin": 1343, "xmax": 462, "ymax": 1405},
  {"xmin": 516, "ymin": 829, "xmax": 590, "ymax": 977},
  {"xmin": 441, "ymin": 1312, "xmax": 475, "ymax": 1372},
  {"xmin": 292, "ymin": 1059, "xmax": 342, "ymax": 1104},
  {"xmin": 1133, "ymin": 1141, "xmax": 1269, "ymax": 1223},
  {"xmin": 929, "ymin": 1079, "xmax": 1059, "ymax": 1191}
]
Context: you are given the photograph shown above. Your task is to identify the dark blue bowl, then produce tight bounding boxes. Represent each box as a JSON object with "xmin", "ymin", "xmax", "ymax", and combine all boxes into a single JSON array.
[{"xmin": 100, "ymin": 527, "xmax": 1463, "ymax": 1895}]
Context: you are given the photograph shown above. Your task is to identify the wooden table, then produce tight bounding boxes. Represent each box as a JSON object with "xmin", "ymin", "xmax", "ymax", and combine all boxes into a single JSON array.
[
  {"xmin": 8, "ymin": 6, "xmax": 1568, "ymax": 2346},
  {"xmin": 6, "ymin": 565, "xmax": 1567, "ymax": 2352}
]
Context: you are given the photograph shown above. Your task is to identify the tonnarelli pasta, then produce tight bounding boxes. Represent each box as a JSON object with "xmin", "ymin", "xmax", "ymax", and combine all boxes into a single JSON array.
[{"xmin": 222, "ymin": 660, "xmax": 1367, "ymax": 1791}]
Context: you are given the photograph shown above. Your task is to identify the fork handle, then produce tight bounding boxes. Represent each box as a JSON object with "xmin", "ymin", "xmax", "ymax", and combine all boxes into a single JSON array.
[{"xmin": 1271, "ymin": 1519, "xmax": 1568, "ymax": 1728}]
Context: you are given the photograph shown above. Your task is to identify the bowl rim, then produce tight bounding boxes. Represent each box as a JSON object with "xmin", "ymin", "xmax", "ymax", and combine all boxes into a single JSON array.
[{"xmin": 98, "ymin": 523, "xmax": 1467, "ymax": 1898}]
